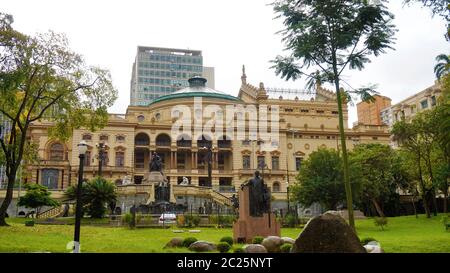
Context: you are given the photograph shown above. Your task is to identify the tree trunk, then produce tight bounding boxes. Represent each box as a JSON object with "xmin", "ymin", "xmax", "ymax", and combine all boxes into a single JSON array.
[
  {"xmin": 0, "ymin": 171, "xmax": 17, "ymax": 226},
  {"xmin": 371, "ymin": 199, "xmax": 385, "ymax": 217},
  {"xmin": 416, "ymin": 154, "xmax": 431, "ymax": 218},
  {"xmin": 444, "ymin": 191, "xmax": 448, "ymax": 214},
  {"xmin": 426, "ymin": 157, "xmax": 438, "ymax": 216},
  {"xmin": 333, "ymin": 75, "xmax": 354, "ymax": 229},
  {"xmin": 411, "ymin": 193, "xmax": 418, "ymax": 218}
]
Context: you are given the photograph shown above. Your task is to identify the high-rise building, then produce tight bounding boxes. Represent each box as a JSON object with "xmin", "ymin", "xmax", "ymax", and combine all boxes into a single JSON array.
[
  {"xmin": 356, "ymin": 95, "xmax": 392, "ymax": 125},
  {"xmin": 130, "ymin": 46, "xmax": 215, "ymax": 106}
]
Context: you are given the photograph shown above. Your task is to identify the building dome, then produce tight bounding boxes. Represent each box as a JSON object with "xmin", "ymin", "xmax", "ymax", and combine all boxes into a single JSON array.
[{"xmin": 149, "ymin": 76, "xmax": 241, "ymax": 105}]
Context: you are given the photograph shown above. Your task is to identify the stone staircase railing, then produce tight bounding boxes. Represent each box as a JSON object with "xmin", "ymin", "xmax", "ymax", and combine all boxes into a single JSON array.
[{"xmin": 36, "ymin": 206, "xmax": 62, "ymax": 219}]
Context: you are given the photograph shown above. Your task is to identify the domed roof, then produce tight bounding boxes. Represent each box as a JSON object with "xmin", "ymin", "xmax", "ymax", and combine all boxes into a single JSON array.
[{"xmin": 149, "ymin": 77, "xmax": 241, "ymax": 105}]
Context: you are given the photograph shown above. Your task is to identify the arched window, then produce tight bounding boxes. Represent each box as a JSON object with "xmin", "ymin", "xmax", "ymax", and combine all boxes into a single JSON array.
[
  {"xmin": 156, "ymin": 134, "xmax": 171, "ymax": 147},
  {"xmin": 135, "ymin": 133, "xmax": 150, "ymax": 146},
  {"xmin": 49, "ymin": 143, "xmax": 64, "ymax": 161},
  {"xmin": 176, "ymin": 134, "xmax": 192, "ymax": 147},
  {"xmin": 272, "ymin": 182, "xmax": 281, "ymax": 192}
]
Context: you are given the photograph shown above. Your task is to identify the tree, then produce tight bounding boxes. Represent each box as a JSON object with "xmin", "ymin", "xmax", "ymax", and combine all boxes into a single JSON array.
[
  {"xmin": 403, "ymin": 0, "xmax": 450, "ymax": 19},
  {"xmin": 17, "ymin": 183, "xmax": 59, "ymax": 218},
  {"xmin": 434, "ymin": 54, "xmax": 450, "ymax": 80},
  {"xmin": 0, "ymin": 13, "xmax": 117, "ymax": 226},
  {"xmin": 350, "ymin": 144, "xmax": 410, "ymax": 217},
  {"xmin": 65, "ymin": 177, "xmax": 117, "ymax": 218},
  {"xmin": 290, "ymin": 148, "xmax": 346, "ymax": 211},
  {"xmin": 392, "ymin": 120, "xmax": 432, "ymax": 218},
  {"xmin": 271, "ymin": 0, "xmax": 397, "ymax": 228}
]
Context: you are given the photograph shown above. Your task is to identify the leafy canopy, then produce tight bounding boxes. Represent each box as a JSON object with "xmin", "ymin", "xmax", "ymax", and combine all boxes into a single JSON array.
[
  {"xmin": 65, "ymin": 177, "xmax": 117, "ymax": 218},
  {"xmin": 271, "ymin": 0, "xmax": 397, "ymax": 101},
  {"xmin": 18, "ymin": 183, "xmax": 59, "ymax": 210}
]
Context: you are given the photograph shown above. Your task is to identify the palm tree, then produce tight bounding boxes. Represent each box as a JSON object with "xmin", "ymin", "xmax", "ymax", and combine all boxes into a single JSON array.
[
  {"xmin": 434, "ymin": 54, "xmax": 450, "ymax": 80},
  {"xmin": 65, "ymin": 177, "xmax": 117, "ymax": 218}
]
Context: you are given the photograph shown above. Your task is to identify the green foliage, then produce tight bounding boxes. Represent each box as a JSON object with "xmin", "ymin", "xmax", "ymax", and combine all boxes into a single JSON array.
[
  {"xmin": 374, "ymin": 217, "xmax": 388, "ymax": 231},
  {"xmin": 182, "ymin": 237, "xmax": 198, "ymax": 248},
  {"xmin": 0, "ymin": 12, "xmax": 117, "ymax": 225},
  {"xmin": 271, "ymin": 0, "xmax": 396, "ymax": 99},
  {"xmin": 252, "ymin": 236, "xmax": 264, "ymax": 244},
  {"xmin": 219, "ymin": 236, "xmax": 234, "ymax": 246},
  {"xmin": 350, "ymin": 144, "xmax": 410, "ymax": 216},
  {"xmin": 209, "ymin": 215, "xmax": 237, "ymax": 227},
  {"xmin": 280, "ymin": 243, "xmax": 292, "ymax": 253},
  {"xmin": 121, "ymin": 213, "xmax": 133, "ymax": 226},
  {"xmin": 233, "ymin": 246, "xmax": 245, "ymax": 253},
  {"xmin": 217, "ymin": 242, "xmax": 231, "ymax": 253},
  {"xmin": 441, "ymin": 215, "xmax": 449, "ymax": 230},
  {"xmin": 184, "ymin": 215, "xmax": 201, "ymax": 227},
  {"xmin": 65, "ymin": 177, "xmax": 116, "ymax": 218},
  {"xmin": 24, "ymin": 220, "xmax": 34, "ymax": 227},
  {"xmin": 360, "ymin": 237, "xmax": 378, "ymax": 245},
  {"xmin": 283, "ymin": 213, "xmax": 299, "ymax": 227},
  {"xmin": 18, "ymin": 184, "xmax": 59, "ymax": 216},
  {"xmin": 291, "ymin": 148, "xmax": 346, "ymax": 210}
]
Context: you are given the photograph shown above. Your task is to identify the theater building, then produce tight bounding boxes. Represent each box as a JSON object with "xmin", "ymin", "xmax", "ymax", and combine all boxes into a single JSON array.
[{"xmin": 4, "ymin": 69, "xmax": 390, "ymax": 217}]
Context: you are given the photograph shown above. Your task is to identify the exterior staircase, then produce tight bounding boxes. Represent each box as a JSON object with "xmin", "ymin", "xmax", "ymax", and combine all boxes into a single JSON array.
[{"xmin": 36, "ymin": 205, "xmax": 63, "ymax": 219}]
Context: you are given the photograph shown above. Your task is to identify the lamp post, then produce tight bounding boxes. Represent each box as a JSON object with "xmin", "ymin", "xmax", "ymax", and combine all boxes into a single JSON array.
[
  {"xmin": 96, "ymin": 142, "xmax": 108, "ymax": 177},
  {"xmin": 73, "ymin": 140, "xmax": 88, "ymax": 253}
]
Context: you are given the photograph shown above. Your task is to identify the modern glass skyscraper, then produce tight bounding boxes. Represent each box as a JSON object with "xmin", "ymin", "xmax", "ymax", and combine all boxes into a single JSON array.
[{"xmin": 130, "ymin": 46, "xmax": 215, "ymax": 106}]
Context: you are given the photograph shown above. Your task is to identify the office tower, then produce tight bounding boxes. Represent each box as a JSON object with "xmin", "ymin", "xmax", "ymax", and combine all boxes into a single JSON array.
[{"xmin": 130, "ymin": 46, "xmax": 215, "ymax": 106}]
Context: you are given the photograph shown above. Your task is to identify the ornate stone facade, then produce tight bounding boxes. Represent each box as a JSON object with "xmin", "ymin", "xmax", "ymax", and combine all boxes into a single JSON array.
[{"xmin": 16, "ymin": 70, "xmax": 390, "ymax": 210}]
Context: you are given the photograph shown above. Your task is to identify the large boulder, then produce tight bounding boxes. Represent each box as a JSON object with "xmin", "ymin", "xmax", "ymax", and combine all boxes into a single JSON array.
[
  {"xmin": 261, "ymin": 236, "xmax": 283, "ymax": 253},
  {"xmin": 165, "ymin": 237, "xmax": 184, "ymax": 248},
  {"xmin": 281, "ymin": 237, "xmax": 295, "ymax": 245},
  {"xmin": 243, "ymin": 244, "xmax": 268, "ymax": 253},
  {"xmin": 291, "ymin": 212, "xmax": 366, "ymax": 253},
  {"xmin": 188, "ymin": 241, "xmax": 217, "ymax": 252}
]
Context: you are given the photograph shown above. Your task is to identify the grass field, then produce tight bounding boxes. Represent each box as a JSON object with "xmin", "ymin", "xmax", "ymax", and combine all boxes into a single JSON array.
[{"xmin": 0, "ymin": 214, "xmax": 448, "ymax": 253}]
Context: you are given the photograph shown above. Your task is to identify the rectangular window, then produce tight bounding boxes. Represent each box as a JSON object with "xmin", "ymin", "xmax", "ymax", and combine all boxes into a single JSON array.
[
  {"xmin": 257, "ymin": 156, "xmax": 266, "ymax": 169},
  {"xmin": 243, "ymin": 155, "xmax": 251, "ymax": 169},
  {"xmin": 115, "ymin": 152, "xmax": 124, "ymax": 167},
  {"xmin": 421, "ymin": 99, "xmax": 428, "ymax": 109},
  {"xmin": 295, "ymin": 157, "xmax": 303, "ymax": 171},
  {"xmin": 84, "ymin": 151, "xmax": 91, "ymax": 166},
  {"xmin": 431, "ymin": 96, "xmax": 436, "ymax": 106},
  {"xmin": 272, "ymin": 156, "xmax": 279, "ymax": 170}
]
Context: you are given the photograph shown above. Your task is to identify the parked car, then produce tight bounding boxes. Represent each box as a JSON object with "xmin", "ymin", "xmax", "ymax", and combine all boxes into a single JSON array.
[{"xmin": 159, "ymin": 213, "xmax": 177, "ymax": 225}]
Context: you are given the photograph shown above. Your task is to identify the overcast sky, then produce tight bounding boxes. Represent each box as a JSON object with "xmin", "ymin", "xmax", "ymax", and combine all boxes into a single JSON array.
[{"xmin": 2, "ymin": 0, "xmax": 449, "ymax": 127}]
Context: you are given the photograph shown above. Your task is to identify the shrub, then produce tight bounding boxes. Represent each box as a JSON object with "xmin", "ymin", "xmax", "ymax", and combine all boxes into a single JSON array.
[
  {"xmin": 217, "ymin": 242, "xmax": 231, "ymax": 253},
  {"xmin": 233, "ymin": 247, "xmax": 245, "ymax": 253},
  {"xmin": 280, "ymin": 243, "xmax": 292, "ymax": 253},
  {"xmin": 360, "ymin": 237, "xmax": 377, "ymax": 245},
  {"xmin": 374, "ymin": 217, "xmax": 388, "ymax": 231},
  {"xmin": 182, "ymin": 237, "xmax": 198, "ymax": 248},
  {"xmin": 177, "ymin": 214, "xmax": 185, "ymax": 227},
  {"xmin": 441, "ymin": 215, "xmax": 449, "ymax": 230},
  {"xmin": 220, "ymin": 236, "xmax": 234, "ymax": 246},
  {"xmin": 185, "ymin": 215, "xmax": 201, "ymax": 227},
  {"xmin": 24, "ymin": 220, "xmax": 35, "ymax": 227},
  {"xmin": 209, "ymin": 215, "xmax": 237, "ymax": 227},
  {"xmin": 122, "ymin": 213, "xmax": 135, "ymax": 228},
  {"xmin": 283, "ymin": 213, "xmax": 298, "ymax": 227},
  {"xmin": 252, "ymin": 236, "xmax": 264, "ymax": 244}
]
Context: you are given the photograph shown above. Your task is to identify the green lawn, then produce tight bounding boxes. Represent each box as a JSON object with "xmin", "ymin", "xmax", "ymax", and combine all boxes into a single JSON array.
[{"xmin": 0, "ymin": 214, "xmax": 448, "ymax": 253}]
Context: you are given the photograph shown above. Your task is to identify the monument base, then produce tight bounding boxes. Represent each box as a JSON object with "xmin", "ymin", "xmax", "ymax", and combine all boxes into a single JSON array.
[{"xmin": 233, "ymin": 212, "xmax": 280, "ymax": 243}]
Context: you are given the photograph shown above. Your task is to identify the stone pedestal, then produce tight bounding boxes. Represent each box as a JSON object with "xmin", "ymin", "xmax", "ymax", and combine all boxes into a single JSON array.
[{"xmin": 233, "ymin": 186, "xmax": 280, "ymax": 243}]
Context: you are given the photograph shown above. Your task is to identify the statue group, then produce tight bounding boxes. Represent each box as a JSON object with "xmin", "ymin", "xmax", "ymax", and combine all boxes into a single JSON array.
[{"xmin": 241, "ymin": 171, "xmax": 270, "ymax": 217}]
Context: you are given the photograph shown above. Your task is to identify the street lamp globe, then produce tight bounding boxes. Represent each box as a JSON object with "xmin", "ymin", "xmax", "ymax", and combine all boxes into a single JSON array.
[{"xmin": 77, "ymin": 140, "xmax": 88, "ymax": 155}]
